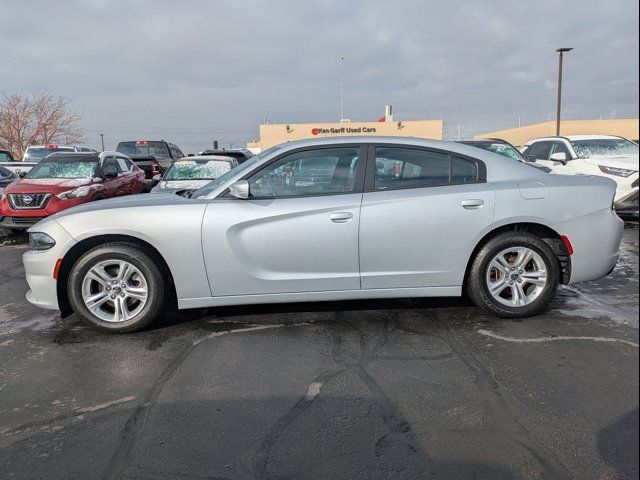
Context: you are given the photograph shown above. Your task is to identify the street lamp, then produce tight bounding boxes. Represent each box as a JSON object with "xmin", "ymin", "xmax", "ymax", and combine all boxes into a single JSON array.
[
  {"xmin": 339, "ymin": 56, "xmax": 344, "ymax": 121},
  {"xmin": 555, "ymin": 47, "xmax": 573, "ymax": 136},
  {"xmin": 99, "ymin": 133, "xmax": 105, "ymax": 152}
]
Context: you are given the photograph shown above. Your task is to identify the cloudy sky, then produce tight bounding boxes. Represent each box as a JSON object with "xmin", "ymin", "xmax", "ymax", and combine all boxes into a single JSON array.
[{"xmin": 2, "ymin": 0, "xmax": 638, "ymax": 151}]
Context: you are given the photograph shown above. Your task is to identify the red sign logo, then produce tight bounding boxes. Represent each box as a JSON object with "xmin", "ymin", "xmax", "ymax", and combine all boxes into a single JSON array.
[{"xmin": 311, "ymin": 128, "xmax": 320, "ymax": 135}]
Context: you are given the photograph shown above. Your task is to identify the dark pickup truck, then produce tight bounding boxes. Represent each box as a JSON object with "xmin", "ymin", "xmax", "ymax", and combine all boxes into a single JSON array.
[{"xmin": 116, "ymin": 140, "xmax": 185, "ymax": 171}]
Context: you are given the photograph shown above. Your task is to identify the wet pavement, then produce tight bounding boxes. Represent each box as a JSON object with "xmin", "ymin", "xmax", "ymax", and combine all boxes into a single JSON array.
[{"xmin": 0, "ymin": 226, "xmax": 638, "ymax": 480}]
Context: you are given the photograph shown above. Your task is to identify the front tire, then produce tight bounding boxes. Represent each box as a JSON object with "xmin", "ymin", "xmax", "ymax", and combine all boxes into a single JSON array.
[
  {"xmin": 467, "ymin": 232, "xmax": 560, "ymax": 318},
  {"xmin": 67, "ymin": 243, "xmax": 164, "ymax": 333}
]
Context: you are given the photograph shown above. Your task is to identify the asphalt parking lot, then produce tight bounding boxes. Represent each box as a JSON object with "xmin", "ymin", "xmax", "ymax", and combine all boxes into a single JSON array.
[{"xmin": 0, "ymin": 226, "xmax": 638, "ymax": 480}]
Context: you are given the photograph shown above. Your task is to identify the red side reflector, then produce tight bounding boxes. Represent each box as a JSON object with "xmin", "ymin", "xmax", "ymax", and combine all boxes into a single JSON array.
[
  {"xmin": 561, "ymin": 235, "xmax": 574, "ymax": 256},
  {"xmin": 53, "ymin": 259, "xmax": 63, "ymax": 279}
]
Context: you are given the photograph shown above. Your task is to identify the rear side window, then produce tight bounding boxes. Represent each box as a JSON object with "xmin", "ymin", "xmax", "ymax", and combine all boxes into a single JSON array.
[
  {"xmin": 452, "ymin": 157, "xmax": 478, "ymax": 184},
  {"xmin": 374, "ymin": 147, "xmax": 478, "ymax": 190}
]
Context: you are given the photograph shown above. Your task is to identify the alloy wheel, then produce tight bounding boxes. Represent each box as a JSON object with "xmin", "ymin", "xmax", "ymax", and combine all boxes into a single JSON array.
[
  {"xmin": 485, "ymin": 247, "xmax": 548, "ymax": 307},
  {"xmin": 81, "ymin": 259, "xmax": 149, "ymax": 322}
]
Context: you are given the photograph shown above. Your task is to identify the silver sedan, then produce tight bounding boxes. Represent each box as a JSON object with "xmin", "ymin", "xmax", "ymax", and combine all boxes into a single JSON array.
[{"xmin": 23, "ymin": 137, "xmax": 624, "ymax": 332}]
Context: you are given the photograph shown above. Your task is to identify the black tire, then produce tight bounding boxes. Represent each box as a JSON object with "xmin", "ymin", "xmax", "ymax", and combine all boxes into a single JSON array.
[
  {"xmin": 467, "ymin": 232, "xmax": 560, "ymax": 318},
  {"xmin": 67, "ymin": 243, "xmax": 164, "ymax": 333}
]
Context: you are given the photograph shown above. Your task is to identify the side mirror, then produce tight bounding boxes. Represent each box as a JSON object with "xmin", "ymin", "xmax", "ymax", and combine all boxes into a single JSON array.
[
  {"xmin": 526, "ymin": 155, "xmax": 537, "ymax": 163},
  {"xmin": 549, "ymin": 152, "xmax": 568, "ymax": 164},
  {"xmin": 19, "ymin": 171, "xmax": 26, "ymax": 177},
  {"xmin": 229, "ymin": 180, "xmax": 250, "ymax": 199},
  {"xmin": 152, "ymin": 174, "xmax": 162, "ymax": 182}
]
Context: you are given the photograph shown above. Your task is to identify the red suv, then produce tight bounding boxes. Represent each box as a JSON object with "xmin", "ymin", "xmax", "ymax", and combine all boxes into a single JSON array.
[{"xmin": 0, "ymin": 152, "xmax": 146, "ymax": 230}]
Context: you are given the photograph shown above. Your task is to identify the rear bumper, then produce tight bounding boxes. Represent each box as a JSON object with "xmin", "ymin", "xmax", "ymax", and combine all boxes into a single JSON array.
[{"xmin": 555, "ymin": 208, "xmax": 624, "ymax": 284}]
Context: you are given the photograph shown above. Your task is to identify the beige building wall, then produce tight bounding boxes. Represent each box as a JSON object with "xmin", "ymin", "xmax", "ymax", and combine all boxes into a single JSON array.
[
  {"xmin": 247, "ymin": 119, "xmax": 443, "ymax": 150},
  {"xmin": 475, "ymin": 119, "xmax": 639, "ymax": 147}
]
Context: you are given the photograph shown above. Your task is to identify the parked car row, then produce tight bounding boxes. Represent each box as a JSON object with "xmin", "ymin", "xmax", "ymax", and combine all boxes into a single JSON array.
[{"xmin": 0, "ymin": 139, "xmax": 253, "ymax": 230}]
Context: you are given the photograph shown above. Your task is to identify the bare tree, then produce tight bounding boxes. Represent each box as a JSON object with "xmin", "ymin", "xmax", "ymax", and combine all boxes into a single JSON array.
[{"xmin": 0, "ymin": 91, "xmax": 84, "ymax": 159}]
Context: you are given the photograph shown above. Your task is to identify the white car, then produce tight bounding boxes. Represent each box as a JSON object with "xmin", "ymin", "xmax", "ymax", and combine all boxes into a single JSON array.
[
  {"xmin": 22, "ymin": 137, "xmax": 623, "ymax": 333},
  {"xmin": 521, "ymin": 135, "xmax": 639, "ymax": 201},
  {"xmin": 150, "ymin": 156, "xmax": 238, "ymax": 194}
]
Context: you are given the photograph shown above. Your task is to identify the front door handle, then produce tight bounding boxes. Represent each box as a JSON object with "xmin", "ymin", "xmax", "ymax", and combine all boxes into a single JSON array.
[
  {"xmin": 461, "ymin": 199, "xmax": 485, "ymax": 210},
  {"xmin": 330, "ymin": 212, "xmax": 353, "ymax": 223}
]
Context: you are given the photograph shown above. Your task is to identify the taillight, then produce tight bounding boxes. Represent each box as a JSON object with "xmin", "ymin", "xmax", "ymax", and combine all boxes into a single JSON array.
[
  {"xmin": 45, "ymin": 144, "xmax": 58, "ymax": 149},
  {"xmin": 560, "ymin": 235, "xmax": 574, "ymax": 256},
  {"xmin": 151, "ymin": 161, "xmax": 160, "ymax": 175}
]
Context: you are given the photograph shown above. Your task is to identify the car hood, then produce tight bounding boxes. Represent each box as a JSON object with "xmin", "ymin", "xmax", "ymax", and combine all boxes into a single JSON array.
[
  {"xmin": 583, "ymin": 154, "xmax": 639, "ymax": 170},
  {"xmin": 46, "ymin": 191, "xmax": 197, "ymax": 222},
  {"xmin": 152, "ymin": 180, "xmax": 211, "ymax": 192},
  {"xmin": 5, "ymin": 177, "xmax": 97, "ymax": 194}
]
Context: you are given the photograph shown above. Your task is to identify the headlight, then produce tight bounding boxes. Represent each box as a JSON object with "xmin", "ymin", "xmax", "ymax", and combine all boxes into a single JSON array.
[
  {"xmin": 28, "ymin": 232, "xmax": 56, "ymax": 251},
  {"xmin": 598, "ymin": 165, "xmax": 636, "ymax": 177},
  {"xmin": 56, "ymin": 186, "xmax": 94, "ymax": 200}
]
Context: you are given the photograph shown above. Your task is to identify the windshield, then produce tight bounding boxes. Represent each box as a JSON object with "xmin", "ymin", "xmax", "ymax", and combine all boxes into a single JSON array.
[
  {"xmin": 192, "ymin": 146, "xmax": 282, "ymax": 198},
  {"xmin": 571, "ymin": 139, "xmax": 639, "ymax": 157},
  {"xmin": 26, "ymin": 156, "xmax": 99, "ymax": 179},
  {"xmin": 116, "ymin": 141, "xmax": 171, "ymax": 159},
  {"xmin": 24, "ymin": 147, "xmax": 74, "ymax": 160},
  {"xmin": 165, "ymin": 160, "xmax": 232, "ymax": 181},
  {"xmin": 473, "ymin": 143, "xmax": 524, "ymax": 161}
]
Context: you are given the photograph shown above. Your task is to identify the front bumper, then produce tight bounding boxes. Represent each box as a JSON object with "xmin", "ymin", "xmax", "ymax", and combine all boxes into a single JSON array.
[
  {"xmin": 0, "ymin": 215, "xmax": 46, "ymax": 229},
  {"xmin": 23, "ymin": 220, "xmax": 77, "ymax": 311}
]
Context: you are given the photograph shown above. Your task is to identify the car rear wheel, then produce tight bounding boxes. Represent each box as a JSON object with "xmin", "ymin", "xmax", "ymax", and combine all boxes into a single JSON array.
[
  {"xmin": 467, "ymin": 232, "xmax": 560, "ymax": 318},
  {"xmin": 67, "ymin": 243, "xmax": 164, "ymax": 332}
]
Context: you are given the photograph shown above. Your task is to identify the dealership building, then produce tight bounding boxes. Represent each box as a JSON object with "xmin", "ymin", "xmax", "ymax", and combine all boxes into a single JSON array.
[{"xmin": 247, "ymin": 107, "xmax": 443, "ymax": 151}]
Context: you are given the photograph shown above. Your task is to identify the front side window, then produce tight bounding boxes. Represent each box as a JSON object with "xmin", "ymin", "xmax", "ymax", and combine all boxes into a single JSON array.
[
  {"xmin": 550, "ymin": 142, "xmax": 572, "ymax": 160},
  {"xmin": 116, "ymin": 158, "xmax": 130, "ymax": 172},
  {"xmin": 248, "ymin": 147, "xmax": 361, "ymax": 198},
  {"xmin": 0, "ymin": 152, "xmax": 13, "ymax": 162},
  {"xmin": 527, "ymin": 142, "xmax": 552, "ymax": 160}
]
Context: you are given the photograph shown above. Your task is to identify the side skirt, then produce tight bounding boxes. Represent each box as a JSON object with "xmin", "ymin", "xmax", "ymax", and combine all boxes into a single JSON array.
[{"xmin": 177, "ymin": 286, "xmax": 462, "ymax": 309}]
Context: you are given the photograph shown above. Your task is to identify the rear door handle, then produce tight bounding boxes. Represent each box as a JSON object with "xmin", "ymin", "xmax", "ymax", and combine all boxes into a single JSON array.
[
  {"xmin": 330, "ymin": 212, "xmax": 353, "ymax": 223},
  {"xmin": 461, "ymin": 199, "xmax": 485, "ymax": 210}
]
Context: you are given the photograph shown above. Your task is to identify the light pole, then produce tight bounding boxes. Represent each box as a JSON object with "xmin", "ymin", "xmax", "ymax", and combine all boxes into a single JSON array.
[
  {"xmin": 339, "ymin": 56, "xmax": 344, "ymax": 121},
  {"xmin": 555, "ymin": 47, "xmax": 573, "ymax": 136},
  {"xmin": 99, "ymin": 133, "xmax": 105, "ymax": 152}
]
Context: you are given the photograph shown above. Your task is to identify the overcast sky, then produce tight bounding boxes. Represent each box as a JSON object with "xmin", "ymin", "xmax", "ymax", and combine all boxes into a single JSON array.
[{"xmin": 2, "ymin": 0, "xmax": 638, "ymax": 151}]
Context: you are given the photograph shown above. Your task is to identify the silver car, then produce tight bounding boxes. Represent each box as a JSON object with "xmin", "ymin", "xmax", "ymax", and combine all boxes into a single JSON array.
[
  {"xmin": 23, "ymin": 137, "xmax": 624, "ymax": 333},
  {"xmin": 150, "ymin": 155, "xmax": 238, "ymax": 194}
]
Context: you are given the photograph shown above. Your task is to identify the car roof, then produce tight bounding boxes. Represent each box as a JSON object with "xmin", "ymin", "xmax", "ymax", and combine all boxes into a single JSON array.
[
  {"xmin": 173, "ymin": 155, "xmax": 235, "ymax": 162},
  {"xmin": 526, "ymin": 135, "xmax": 625, "ymax": 143}
]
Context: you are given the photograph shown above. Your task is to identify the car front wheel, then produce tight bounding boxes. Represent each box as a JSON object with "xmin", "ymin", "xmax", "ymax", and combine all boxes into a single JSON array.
[
  {"xmin": 67, "ymin": 243, "xmax": 164, "ymax": 332},
  {"xmin": 467, "ymin": 232, "xmax": 560, "ymax": 318}
]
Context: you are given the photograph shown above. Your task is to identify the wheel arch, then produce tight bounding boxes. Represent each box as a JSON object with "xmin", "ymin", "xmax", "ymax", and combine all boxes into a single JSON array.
[
  {"xmin": 463, "ymin": 222, "xmax": 571, "ymax": 289},
  {"xmin": 57, "ymin": 234, "xmax": 177, "ymax": 318}
]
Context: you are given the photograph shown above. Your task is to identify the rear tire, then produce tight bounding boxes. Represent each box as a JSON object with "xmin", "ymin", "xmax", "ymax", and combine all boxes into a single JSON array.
[
  {"xmin": 467, "ymin": 232, "xmax": 560, "ymax": 318},
  {"xmin": 67, "ymin": 243, "xmax": 164, "ymax": 333}
]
